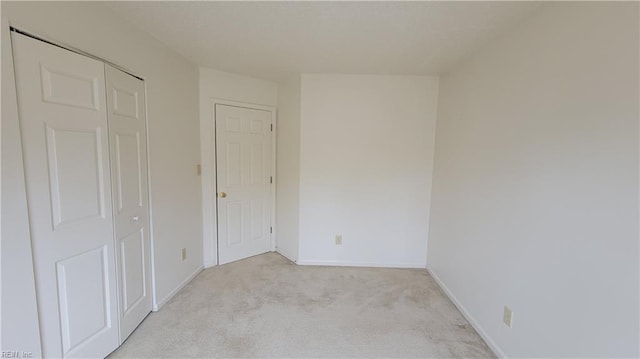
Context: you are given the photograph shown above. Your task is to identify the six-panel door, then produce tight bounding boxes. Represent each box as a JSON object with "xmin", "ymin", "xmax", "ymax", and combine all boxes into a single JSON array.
[{"xmin": 215, "ymin": 104, "xmax": 272, "ymax": 264}]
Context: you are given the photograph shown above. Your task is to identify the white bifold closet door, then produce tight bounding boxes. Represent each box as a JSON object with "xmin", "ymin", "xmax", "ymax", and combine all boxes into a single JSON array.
[{"xmin": 11, "ymin": 32, "xmax": 151, "ymax": 358}]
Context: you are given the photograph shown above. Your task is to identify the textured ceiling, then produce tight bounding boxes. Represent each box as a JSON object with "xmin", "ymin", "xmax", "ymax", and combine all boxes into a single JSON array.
[{"xmin": 104, "ymin": 1, "xmax": 541, "ymax": 81}]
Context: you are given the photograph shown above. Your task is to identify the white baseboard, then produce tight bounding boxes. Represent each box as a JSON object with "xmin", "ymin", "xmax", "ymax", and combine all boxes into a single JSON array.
[
  {"xmin": 275, "ymin": 247, "xmax": 297, "ymax": 262},
  {"xmin": 297, "ymin": 259, "xmax": 426, "ymax": 269},
  {"xmin": 426, "ymin": 267, "xmax": 506, "ymax": 358},
  {"xmin": 203, "ymin": 260, "xmax": 217, "ymax": 269},
  {"xmin": 152, "ymin": 265, "xmax": 203, "ymax": 311}
]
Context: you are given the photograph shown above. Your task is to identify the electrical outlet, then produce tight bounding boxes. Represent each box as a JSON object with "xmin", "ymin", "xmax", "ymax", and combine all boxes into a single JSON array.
[
  {"xmin": 335, "ymin": 235, "xmax": 342, "ymax": 245},
  {"xmin": 181, "ymin": 248, "xmax": 187, "ymax": 261},
  {"xmin": 503, "ymin": 306, "xmax": 513, "ymax": 328}
]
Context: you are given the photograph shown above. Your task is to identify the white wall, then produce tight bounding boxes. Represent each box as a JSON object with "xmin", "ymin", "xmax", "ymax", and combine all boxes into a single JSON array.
[
  {"xmin": 199, "ymin": 67, "xmax": 278, "ymax": 266},
  {"xmin": 199, "ymin": 68, "xmax": 278, "ymax": 106},
  {"xmin": 1, "ymin": 2, "xmax": 202, "ymax": 353},
  {"xmin": 275, "ymin": 75, "xmax": 302, "ymax": 261},
  {"xmin": 428, "ymin": 2, "xmax": 639, "ymax": 357},
  {"xmin": 298, "ymin": 74, "xmax": 439, "ymax": 267}
]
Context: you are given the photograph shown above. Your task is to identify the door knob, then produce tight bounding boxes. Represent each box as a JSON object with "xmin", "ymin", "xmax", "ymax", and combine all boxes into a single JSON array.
[
  {"xmin": 219, "ymin": 192, "xmax": 227, "ymax": 198},
  {"xmin": 132, "ymin": 216, "xmax": 139, "ymax": 222}
]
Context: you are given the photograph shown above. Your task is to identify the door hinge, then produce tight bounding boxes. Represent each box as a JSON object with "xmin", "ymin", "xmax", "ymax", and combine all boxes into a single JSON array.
[
  {"xmin": 270, "ymin": 176, "xmax": 273, "ymax": 183},
  {"xmin": 270, "ymin": 226, "xmax": 273, "ymax": 234},
  {"xmin": 270, "ymin": 124, "xmax": 273, "ymax": 132}
]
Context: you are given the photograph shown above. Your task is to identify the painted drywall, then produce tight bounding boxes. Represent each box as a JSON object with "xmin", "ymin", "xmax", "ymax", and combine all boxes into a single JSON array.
[
  {"xmin": 298, "ymin": 74, "xmax": 439, "ymax": 267},
  {"xmin": 199, "ymin": 67, "xmax": 278, "ymax": 106},
  {"xmin": 199, "ymin": 67, "xmax": 278, "ymax": 266},
  {"xmin": 275, "ymin": 74, "xmax": 302, "ymax": 261},
  {"xmin": 428, "ymin": 2, "xmax": 639, "ymax": 357},
  {"xmin": 1, "ymin": 1, "xmax": 202, "ymax": 352}
]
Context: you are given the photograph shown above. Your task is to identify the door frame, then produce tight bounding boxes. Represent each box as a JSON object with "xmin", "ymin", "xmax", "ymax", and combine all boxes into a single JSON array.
[
  {"xmin": 6, "ymin": 24, "xmax": 159, "ymax": 322},
  {"xmin": 200, "ymin": 98, "xmax": 277, "ymax": 267}
]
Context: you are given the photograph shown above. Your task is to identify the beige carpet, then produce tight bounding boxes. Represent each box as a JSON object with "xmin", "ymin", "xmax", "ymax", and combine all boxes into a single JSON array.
[{"xmin": 109, "ymin": 253, "xmax": 494, "ymax": 358}]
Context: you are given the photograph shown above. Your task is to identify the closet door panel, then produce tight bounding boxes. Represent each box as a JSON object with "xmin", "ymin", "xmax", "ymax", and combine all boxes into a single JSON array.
[
  {"xmin": 11, "ymin": 32, "xmax": 120, "ymax": 358},
  {"xmin": 105, "ymin": 65, "xmax": 152, "ymax": 341}
]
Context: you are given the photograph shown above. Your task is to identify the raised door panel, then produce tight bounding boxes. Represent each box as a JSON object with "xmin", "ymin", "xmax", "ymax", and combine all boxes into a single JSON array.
[
  {"xmin": 114, "ymin": 132, "xmax": 143, "ymax": 213},
  {"xmin": 119, "ymin": 229, "xmax": 146, "ymax": 314},
  {"xmin": 57, "ymin": 246, "xmax": 112, "ymax": 355},
  {"xmin": 41, "ymin": 65, "xmax": 100, "ymax": 110},
  {"xmin": 112, "ymin": 87, "xmax": 139, "ymax": 119},
  {"xmin": 225, "ymin": 142, "xmax": 242, "ymax": 186},
  {"xmin": 46, "ymin": 127, "xmax": 106, "ymax": 228},
  {"xmin": 11, "ymin": 32, "xmax": 119, "ymax": 358},
  {"xmin": 226, "ymin": 201, "xmax": 243, "ymax": 246}
]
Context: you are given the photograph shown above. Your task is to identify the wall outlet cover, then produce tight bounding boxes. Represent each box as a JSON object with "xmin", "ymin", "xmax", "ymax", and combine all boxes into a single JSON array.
[{"xmin": 503, "ymin": 306, "xmax": 513, "ymax": 328}]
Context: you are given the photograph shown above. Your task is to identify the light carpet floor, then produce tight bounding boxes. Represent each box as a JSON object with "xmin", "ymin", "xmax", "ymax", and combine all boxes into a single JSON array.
[{"xmin": 109, "ymin": 253, "xmax": 494, "ymax": 358}]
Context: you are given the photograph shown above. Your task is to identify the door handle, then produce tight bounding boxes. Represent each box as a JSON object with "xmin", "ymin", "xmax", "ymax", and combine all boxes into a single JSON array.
[
  {"xmin": 219, "ymin": 192, "xmax": 227, "ymax": 198},
  {"xmin": 132, "ymin": 216, "xmax": 139, "ymax": 222}
]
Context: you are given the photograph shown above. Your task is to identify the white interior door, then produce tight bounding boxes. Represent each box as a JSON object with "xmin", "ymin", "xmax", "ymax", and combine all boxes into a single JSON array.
[
  {"xmin": 215, "ymin": 104, "xmax": 273, "ymax": 264},
  {"xmin": 11, "ymin": 32, "xmax": 120, "ymax": 358},
  {"xmin": 105, "ymin": 65, "xmax": 152, "ymax": 341}
]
